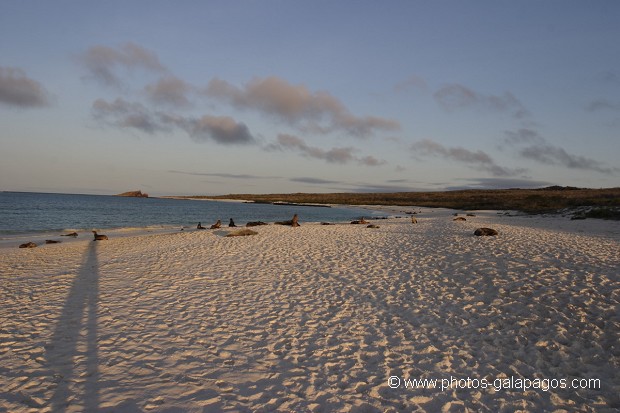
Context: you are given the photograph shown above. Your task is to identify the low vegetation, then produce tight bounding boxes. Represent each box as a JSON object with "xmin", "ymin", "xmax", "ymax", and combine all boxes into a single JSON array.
[{"xmin": 187, "ymin": 186, "xmax": 620, "ymax": 214}]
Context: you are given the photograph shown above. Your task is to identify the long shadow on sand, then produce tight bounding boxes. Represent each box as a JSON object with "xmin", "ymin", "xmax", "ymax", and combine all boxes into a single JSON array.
[{"xmin": 45, "ymin": 241, "xmax": 100, "ymax": 412}]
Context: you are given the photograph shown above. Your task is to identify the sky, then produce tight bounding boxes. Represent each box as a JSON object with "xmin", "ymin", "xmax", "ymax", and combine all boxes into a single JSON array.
[{"xmin": 1, "ymin": 1, "xmax": 619, "ymax": 196}]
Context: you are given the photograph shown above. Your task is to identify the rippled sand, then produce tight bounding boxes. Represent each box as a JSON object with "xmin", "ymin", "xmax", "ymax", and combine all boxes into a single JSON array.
[{"xmin": 1, "ymin": 210, "xmax": 618, "ymax": 412}]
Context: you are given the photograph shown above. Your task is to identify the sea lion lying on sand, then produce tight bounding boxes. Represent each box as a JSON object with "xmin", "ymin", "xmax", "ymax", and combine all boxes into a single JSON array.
[
  {"xmin": 61, "ymin": 232, "xmax": 78, "ymax": 237},
  {"xmin": 275, "ymin": 214, "xmax": 300, "ymax": 227},
  {"xmin": 246, "ymin": 221, "xmax": 268, "ymax": 227},
  {"xmin": 474, "ymin": 227, "xmax": 498, "ymax": 236},
  {"xmin": 351, "ymin": 217, "xmax": 368, "ymax": 224},
  {"xmin": 19, "ymin": 242, "xmax": 37, "ymax": 248},
  {"xmin": 92, "ymin": 230, "xmax": 108, "ymax": 241},
  {"xmin": 210, "ymin": 220, "xmax": 222, "ymax": 229}
]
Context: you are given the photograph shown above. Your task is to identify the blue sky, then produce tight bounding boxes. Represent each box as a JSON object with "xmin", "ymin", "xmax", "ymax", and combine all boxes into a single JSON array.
[{"xmin": 1, "ymin": 1, "xmax": 619, "ymax": 196}]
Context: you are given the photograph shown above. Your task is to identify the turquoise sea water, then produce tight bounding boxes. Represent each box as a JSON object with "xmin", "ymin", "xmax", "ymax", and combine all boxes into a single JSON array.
[{"xmin": 0, "ymin": 192, "xmax": 380, "ymax": 239}]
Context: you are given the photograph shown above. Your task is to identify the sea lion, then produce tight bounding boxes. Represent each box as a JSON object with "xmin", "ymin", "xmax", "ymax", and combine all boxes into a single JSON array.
[
  {"xmin": 229, "ymin": 218, "xmax": 237, "ymax": 227},
  {"xmin": 61, "ymin": 232, "xmax": 78, "ymax": 237},
  {"xmin": 19, "ymin": 242, "xmax": 37, "ymax": 248},
  {"xmin": 351, "ymin": 217, "xmax": 368, "ymax": 224},
  {"xmin": 275, "ymin": 214, "xmax": 300, "ymax": 227},
  {"xmin": 92, "ymin": 230, "xmax": 108, "ymax": 241},
  {"xmin": 197, "ymin": 222, "xmax": 206, "ymax": 229},
  {"xmin": 474, "ymin": 227, "xmax": 498, "ymax": 236},
  {"xmin": 45, "ymin": 240, "xmax": 61, "ymax": 244},
  {"xmin": 246, "ymin": 221, "xmax": 268, "ymax": 227},
  {"xmin": 210, "ymin": 220, "xmax": 222, "ymax": 229}
]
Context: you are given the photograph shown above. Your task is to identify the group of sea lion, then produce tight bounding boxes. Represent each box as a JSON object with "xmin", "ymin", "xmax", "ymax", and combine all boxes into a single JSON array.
[{"xmin": 18, "ymin": 230, "xmax": 108, "ymax": 248}]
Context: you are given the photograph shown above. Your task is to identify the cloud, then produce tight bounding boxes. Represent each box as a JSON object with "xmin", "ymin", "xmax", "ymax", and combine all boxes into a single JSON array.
[
  {"xmin": 163, "ymin": 114, "xmax": 255, "ymax": 145},
  {"xmin": 434, "ymin": 83, "xmax": 529, "ymax": 119},
  {"xmin": 0, "ymin": 66, "xmax": 50, "ymax": 108},
  {"xmin": 503, "ymin": 128, "xmax": 542, "ymax": 145},
  {"xmin": 413, "ymin": 139, "xmax": 524, "ymax": 177},
  {"xmin": 290, "ymin": 177, "xmax": 341, "ymax": 185},
  {"xmin": 504, "ymin": 129, "xmax": 618, "ymax": 174},
  {"xmin": 144, "ymin": 76, "xmax": 193, "ymax": 107},
  {"xmin": 92, "ymin": 98, "xmax": 255, "ymax": 145},
  {"xmin": 520, "ymin": 146, "xmax": 617, "ymax": 174},
  {"xmin": 169, "ymin": 170, "xmax": 273, "ymax": 180},
  {"xmin": 358, "ymin": 155, "xmax": 386, "ymax": 166},
  {"xmin": 445, "ymin": 177, "xmax": 554, "ymax": 190},
  {"xmin": 79, "ymin": 43, "xmax": 166, "ymax": 87},
  {"xmin": 585, "ymin": 99, "xmax": 620, "ymax": 112},
  {"xmin": 205, "ymin": 76, "xmax": 400, "ymax": 138},
  {"xmin": 269, "ymin": 134, "xmax": 386, "ymax": 166},
  {"xmin": 393, "ymin": 75, "xmax": 428, "ymax": 93},
  {"xmin": 92, "ymin": 98, "xmax": 164, "ymax": 134}
]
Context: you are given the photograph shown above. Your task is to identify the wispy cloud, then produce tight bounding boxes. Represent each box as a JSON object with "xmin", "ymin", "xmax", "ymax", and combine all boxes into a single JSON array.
[
  {"xmin": 268, "ymin": 134, "xmax": 386, "ymax": 166},
  {"xmin": 290, "ymin": 177, "xmax": 341, "ymax": 185},
  {"xmin": 205, "ymin": 76, "xmax": 400, "ymax": 138},
  {"xmin": 585, "ymin": 99, "xmax": 620, "ymax": 112},
  {"xmin": 504, "ymin": 128, "xmax": 618, "ymax": 174},
  {"xmin": 434, "ymin": 83, "xmax": 529, "ymax": 119},
  {"xmin": 169, "ymin": 170, "xmax": 275, "ymax": 180},
  {"xmin": 92, "ymin": 98, "xmax": 165, "ymax": 134},
  {"xmin": 78, "ymin": 42, "xmax": 166, "ymax": 88},
  {"xmin": 446, "ymin": 177, "xmax": 554, "ymax": 190},
  {"xmin": 393, "ymin": 75, "xmax": 428, "ymax": 93},
  {"xmin": 0, "ymin": 66, "xmax": 50, "ymax": 108},
  {"xmin": 92, "ymin": 98, "xmax": 255, "ymax": 145},
  {"xmin": 413, "ymin": 139, "xmax": 524, "ymax": 177}
]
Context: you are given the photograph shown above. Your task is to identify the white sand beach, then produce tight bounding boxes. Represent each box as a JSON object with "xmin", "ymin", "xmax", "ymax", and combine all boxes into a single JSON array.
[{"xmin": 1, "ymin": 210, "xmax": 619, "ymax": 412}]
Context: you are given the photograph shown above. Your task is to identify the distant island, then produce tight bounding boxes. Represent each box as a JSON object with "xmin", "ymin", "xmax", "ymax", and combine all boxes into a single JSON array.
[{"xmin": 116, "ymin": 190, "xmax": 149, "ymax": 198}]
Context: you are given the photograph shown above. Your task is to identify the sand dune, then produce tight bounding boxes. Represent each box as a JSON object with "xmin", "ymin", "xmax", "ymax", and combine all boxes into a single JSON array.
[{"xmin": 1, "ymin": 211, "xmax": 618, "ymax": 412}]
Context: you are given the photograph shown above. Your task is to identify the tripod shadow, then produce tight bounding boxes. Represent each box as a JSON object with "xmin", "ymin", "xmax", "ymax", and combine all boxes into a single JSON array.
[{"xmin": 46, "ymin": 241, "xmax": 100, "ymax": 412}]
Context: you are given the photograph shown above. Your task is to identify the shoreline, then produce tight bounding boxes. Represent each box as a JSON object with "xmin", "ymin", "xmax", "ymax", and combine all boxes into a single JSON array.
[{"xmin": 3, "ymin": 205, "xmax": 620, "ymax": 250}]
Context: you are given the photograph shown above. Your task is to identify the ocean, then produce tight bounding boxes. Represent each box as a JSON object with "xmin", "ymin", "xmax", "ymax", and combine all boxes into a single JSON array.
[{"xmin": 0, "ymin": 192, "xmax": 382, "ymax": 246}]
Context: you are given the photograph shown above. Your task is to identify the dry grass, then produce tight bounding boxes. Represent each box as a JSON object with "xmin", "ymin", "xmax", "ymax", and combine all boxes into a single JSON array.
[{"xmin": 184, "ymin": 187, "xmax": 620, "ymax": 214}]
